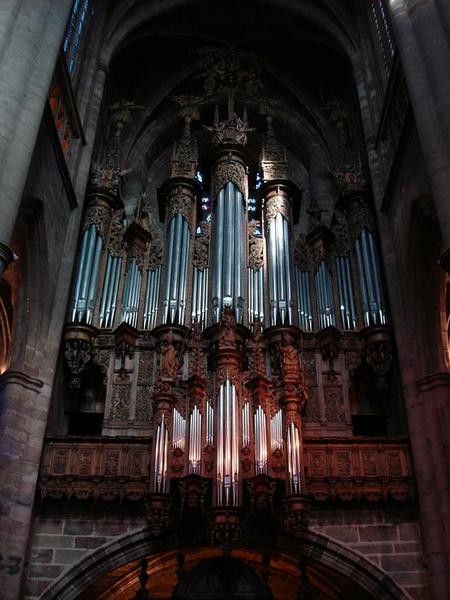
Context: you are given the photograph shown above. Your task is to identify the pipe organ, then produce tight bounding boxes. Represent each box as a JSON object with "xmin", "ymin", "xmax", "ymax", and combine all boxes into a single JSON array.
[{"xmin": 64, "ymin": 98, "xmax": 395, "ymax": 543}]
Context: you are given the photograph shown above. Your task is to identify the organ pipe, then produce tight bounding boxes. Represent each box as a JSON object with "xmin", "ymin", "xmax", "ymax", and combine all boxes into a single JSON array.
[
  {"xmin": 99, "ymin": 253, "xmax": 122, "ymax": 328},
  {"xmin": 71, "ymin": 223, "xmax": 103, "ymax": 323},
  {"xmin": 270, "ymin": 409, "xmax": 283, "ymax": 451},
  {"xmin": 242, "ymin": 402, "xmax": 250, "ymax": 448},
  {"xmin": 153, "ymin": 414, "xmax": 169, "ymax": 493},
  {"xmin": 254, "ymin": 405, "xmax": 268, "ymax": 474},
  {"xmin": 267, "ymin": 210, "xmax": 293, "ymax": 326},
  {"xmin": 191, "ymin": 267, "xmax": 209, "ymax": 329},
  {"xmin": 296, "ymin": 269, "xmax": 313, "ymax": 332},
  {"xmin": 189, "ymin": 405, "xmax": 202, "ymax": 474},
  {"xmin": 172, "ymin": 407, "xmax": 186, "ymax": 451},
  {"xmin": 206, "ymin": 400, "xmax": 214, "ymax": 446},
  {"xmin": 287, "ymin": 421, "xmax": 302, "ymax": 495},
  {"xmin": 120, "ymin": 257, "xmax": 142, "ymax": 328},
  {"xmin": 163, "ymin": 214, "xmax": 190, "ymax": 325},
  {"xmin": 315, "ymin": 261, "xmax": 336, "ymax": 329},
  {"xmin": 248, "ymin": 267, "xmax": 264, "ymax": 323},
  {"xmin": 336, "ymin": 256, "xmax": 357, "ymax": 330},
  {"xmin": 143, "ymin": 266, "xmax": 161, "ymax": 329},
  {"xmin": 212, "ymin": 182, "xmax": 244, "ymax": 323},
  {"xmin": 216, "ymin": 379, "xmax": 240, "ymax": 506},
  {"xmin": 355, "ymin": 229, "xmax": 386, "ymax": 326}
]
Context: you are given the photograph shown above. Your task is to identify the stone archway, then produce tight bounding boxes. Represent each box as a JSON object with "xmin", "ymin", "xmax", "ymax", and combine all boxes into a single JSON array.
[{"xmin": 40, "ymin": 527, "xmax": 411, "ymax": 600}]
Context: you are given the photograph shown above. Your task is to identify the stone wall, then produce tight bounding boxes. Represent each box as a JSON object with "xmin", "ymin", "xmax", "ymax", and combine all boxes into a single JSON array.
[{"xmin": 25, "ymin": 505, "xmax": 428, "ymax": 599}]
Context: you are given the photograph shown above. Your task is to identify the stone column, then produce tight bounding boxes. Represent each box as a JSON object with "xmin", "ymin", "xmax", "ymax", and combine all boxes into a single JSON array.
[
  {"xmin": 0, "ymin": 1, "xmax": 72, "ymax": 278},
  {"xmin": 387, "ymin": 0, "xmax": 450, "ymax": 271}
]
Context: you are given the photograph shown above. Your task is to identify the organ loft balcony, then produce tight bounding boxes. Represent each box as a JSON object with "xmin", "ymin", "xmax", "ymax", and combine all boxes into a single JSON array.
[{"xmin": 38, "ymin": 436, "xmax": 415, "ymax": 506}]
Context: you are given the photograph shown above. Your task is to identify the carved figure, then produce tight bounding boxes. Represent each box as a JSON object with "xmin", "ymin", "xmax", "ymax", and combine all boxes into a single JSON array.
[
  {"xmin": 278, "ymin": 333, "xmax": 298, "ymax": 380},
  {"xmin": 219, "ymin": 306, "xmax": 236, "ymax": 347},
  {"xmin": 159, "ymin": 332, "xmax": 178, "ymax": 380}
]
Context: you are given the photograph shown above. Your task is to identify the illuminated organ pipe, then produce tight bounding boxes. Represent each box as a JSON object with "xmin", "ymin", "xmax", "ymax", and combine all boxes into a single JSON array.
[
  {"xmin": 242, "ymin": 401, "xmax": 250, "ymax": 448},
  {"xmin": 254, "ymin": 405, "xmax": 268, "ymax": 474},
  {"xmin": 172, "ymin": 407, "xmax": 186, "ymax": 451},
  {"xmin": 99, "ymin": 253, "xmax": 122, "ymax": 328},
  {"xmin": 287, "ymin": 421, "xmax": 302, "ymax": 495},
  {"xmin": 143, "ymin": 266, "xmax": 161, "ymax": 329},
  {"xmin": 191, "ymin": 267, "xmax": 209, "ymax": 329},
  {"xmin": 355, "ymin": 229, "xmax": 386, "ymax": 326},
  {"xmin": 70, "ymin": 223, "xmax": 103, "ymax": 323},
  {"xmin": 270, "ymin": 408, "xmax": 283, "ymax": 451},
  {"xmin": 265, "ymin": 193, "xmax": 293, "ymax": 326},
  {"xmin": 336, "ymin": 256, "xmax": 357, "ymax": 330},
  {"xmin": 248, "ymin": 267, "xmax": 264, "ymax": 323},
  {"xmin": 206, "ymin": 400, "xmax": 214, "ymax": 446},
  {"xmin": 188, "ymin": 405, "xmax": 202, "ymax": 474},
  {"xmin": 216, "ymin": 379, "xmax": 240, "ymax": 506},
  {"xmin": 120, "ymin": 258, "xmax": 142, "ymax": 327},
  {"xmin": 296, "ymin": 269, "xmax": 313, "ymax": 332},
  {"xmin": 163, "ymin": 213, "xmax": 190, "ymax": 325},
  {"xmin": 212, "ymin": 182, "xmax": 244, "ymax": 323},
  {"xmin": 315, "ymin": 261, "xmax": 336, "ymax": 329},
  {"xmin": 153, "ymin": 414, "xmax": 169, "ymax": 493}
]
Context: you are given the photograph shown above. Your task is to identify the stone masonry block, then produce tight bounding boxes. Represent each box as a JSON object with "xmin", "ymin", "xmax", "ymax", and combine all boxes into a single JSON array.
[
  {"xmin": 74, "ymin": 536, "xmax": 108, "ymax": 549},
  {"xmin": 358, "ymin": 525, "xmax": 399, "ymax": 542},
  {"xmin": 381, "ymin": 554, "xmax": 423, "ymax": 573},
  {"xmin": 30, "ymin": 548, "xmax": 53, "ymax": 563},
  {"xmin": 53, "ymin": 548, "xmax": 87, "ymax": 564},
  {"xmin": 63, "ymin": 520, "xmax": 94, "ymax": 536}
]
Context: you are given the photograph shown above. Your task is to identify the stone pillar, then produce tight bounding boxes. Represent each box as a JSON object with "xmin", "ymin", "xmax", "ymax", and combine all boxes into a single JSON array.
[
  {"xmin": 387, "ymin": 0, "xmax": 450, "ymax": 272},
  {"xmin": 0, "ymin": 1, "xmax": 72, "ymax": 278}
]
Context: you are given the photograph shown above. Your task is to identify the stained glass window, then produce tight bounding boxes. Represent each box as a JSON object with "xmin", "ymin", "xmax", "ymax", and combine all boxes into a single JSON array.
[{"xmin": 63, "ymin": 0, "xmax": 91, "ymax": 76}]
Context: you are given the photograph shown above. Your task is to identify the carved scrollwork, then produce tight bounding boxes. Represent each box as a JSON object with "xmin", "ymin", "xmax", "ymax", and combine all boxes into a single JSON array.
[
  {"xmin": 332, "ymin": 210, "xmax": 351, "ymax": 256},
  {"xmin": 170, "ymin": 119, "xmax": 198, "ymax": 179},
  {"xmin": 264, "ymin": 194, "xmax": 289, "ymax": 232},
  {"xmin": 64, "ymin": 339, "xmax": 92, "ymax": 389},
  {"xmin": 193, "ymin": 223, "xmax": 210, "ymax": 268},
  {"xmin": 127, "ymin": 244, "xmax": 145, "ymax": 271},
  {"xmin": 346, "ymin": 197, "xmax": 375, "ymax": 240},
  {"xmin": 167, "ymin": 185, "xmax": 194, "ymax": 225},
  {"xmin": 248, "ymin": 221, "xmax": 264, "ymax": 270},
  {"xmin": 214, "ymin": 159, "xmax": 247, "ymax": 198},
  {"xmin": 108, "ymin": 209, "xmax": 125, "ymax": 256},
  {"xmin": 82, "ymin": 203, "xmax": 111, "ymax": 240}
]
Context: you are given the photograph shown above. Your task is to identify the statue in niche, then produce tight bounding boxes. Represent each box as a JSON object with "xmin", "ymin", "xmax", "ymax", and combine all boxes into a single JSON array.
[
  {"xmin": 278, "ymin": 333, "xmax": 299, "ymax": 381},
  {"xmin": 159, "ymin": 331, "xmax": 178, "ymax": 380},
  {"xmin": 219, "ymin": 306, "xmax": 236, "ymax": 348}
]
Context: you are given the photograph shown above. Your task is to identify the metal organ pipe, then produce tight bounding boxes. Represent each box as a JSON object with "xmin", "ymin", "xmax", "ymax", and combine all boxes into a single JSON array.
[
  {"xmin": 163, "ymin": 215, "xmax": 190, "ymax": 325},
  {"xmin": 216, "ymin": 379, "xmax": 240, "ymax": 506},
  {"xmin": 355, "ymin": 229, "xmax": 386, "ymax": 326},
  {"xmin": 248, "ymin": 267, "xmax": 264, "ymax": 323},
  {"xmin": 287, "ymin": 421, "xmax": 302, "ymax": 495},
  {"xmin": 212, "ymin": 182, "xmax": 244, "ymax": 323},
  {"xmin": 143, "ymin": 266, "xmax": 161, "ymax": 330},
  {"xmin": 189, "ymin": 405, "xmax": 202, "ymax": 473},
  {"xmin": 172, "ymin": 407, "xmax": 186, "ymax": 451},
  {"xmin": 153, "ymin": 414, "xmax": 169, "ymax": 494},
  {"xmin": 242, "ymin": 402, "xmax": 250, "ymax": 448},
  {"xmin": 296, "ymin": 269, "xmax": 313, "ymax": 331},
  {"xmin": 120, "ymin": 258, "xmax": 142, "ymax": 327},
  {"xmin": 192, "ymin": 268, "xmax": 209, "ymax": 329},
  {"xmin": 270, "ymin": 409, "xmax": 283, "ymax": 451},
  {"xmin": 266, "ymin": 200, "xmax": 293, "ymax": 326},
  {"xmin": 336, "ymin": 256, "xmax": 356, "ymax": 330},
  {"xmin": 254, "ymin": 405, "xmax": 268, "ymax": 474},
  {"xmin": 206, "ymin": 400, "xmax": 214, "ymax": 446},
  {"xmin": 71, "ymin": 224, "xmax": 104, "ymax": 323},
  {"xmin": 315, "ymin": 261, "xmax": 335, "ymax": 329}
]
